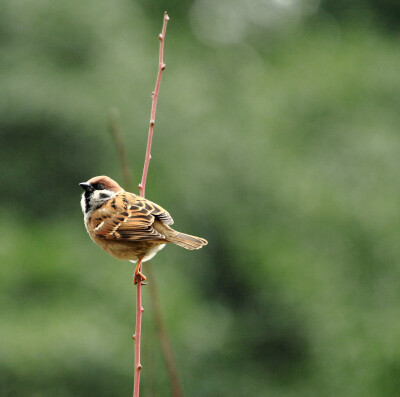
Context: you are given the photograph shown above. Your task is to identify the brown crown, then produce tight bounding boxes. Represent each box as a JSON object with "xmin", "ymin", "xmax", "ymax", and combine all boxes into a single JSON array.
[{"xmin": 87, "ymin": 176, "xmax": 123, "ymax": 193}]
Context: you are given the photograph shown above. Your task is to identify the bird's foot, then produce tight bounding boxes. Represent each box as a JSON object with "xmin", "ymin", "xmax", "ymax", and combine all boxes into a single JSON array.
[
  {"xmin": 134, "ymin": 270, "xmax": 147, "ymax": 285},
  {"xmin": 133, "ymin": 258, "xmax": 146, "ymax": 285}
]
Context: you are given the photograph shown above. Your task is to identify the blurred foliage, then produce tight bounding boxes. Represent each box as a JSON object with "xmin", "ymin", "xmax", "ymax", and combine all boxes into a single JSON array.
[
  {"xmin": 1, "ymin": 0, "xmax": 400, "ymax": 396},
  {"xmin": 320, "ymin": 0, "xmax": 400, "ymax": 30}
]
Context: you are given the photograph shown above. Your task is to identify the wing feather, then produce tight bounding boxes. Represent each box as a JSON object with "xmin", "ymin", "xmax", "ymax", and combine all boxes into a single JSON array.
[{"xmin": 90, "ymin": 192, "xmax": 173, "ymax": 241}]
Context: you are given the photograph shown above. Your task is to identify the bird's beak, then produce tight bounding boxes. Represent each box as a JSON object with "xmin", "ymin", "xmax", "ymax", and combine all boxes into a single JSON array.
[{"xmin": 79, "ymin": 182, "xmax": 94, "ymax": 192}]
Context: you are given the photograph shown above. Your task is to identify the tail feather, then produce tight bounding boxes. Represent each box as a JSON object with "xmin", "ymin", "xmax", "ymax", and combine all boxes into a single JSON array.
[
  {"xmin": 152, "ymin": 220, "xmax": 207, "ymax": 250},
  {"xmin": 169, "ymin": 232, "xmax": 208, "ymax": 250}
]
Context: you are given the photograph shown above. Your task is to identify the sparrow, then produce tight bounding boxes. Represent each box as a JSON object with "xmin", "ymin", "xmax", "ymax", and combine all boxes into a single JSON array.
[{"xmin": 80, "ymin": 176, "xmax": 207, "ymax": 283}]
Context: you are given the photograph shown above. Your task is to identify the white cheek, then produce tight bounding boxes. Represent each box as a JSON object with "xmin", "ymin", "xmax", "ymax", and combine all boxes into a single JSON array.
[
  {"xmin": 81, "ymin": 190, "xmax": 120, "ymax": 218},
  {"xmin": 80, "ymin": 194, "xmax": 86, "ymax": 214},
  {"xmin": 89, "ymin": 190, "xmax": 116, "ymax": 209},
  {"xmin": 90, "ymin": 191, "xmax": 106, "ymax": 207},
  {"xmin": 89, "ymin": 192, "xmax": 98, "ymax": 208}
]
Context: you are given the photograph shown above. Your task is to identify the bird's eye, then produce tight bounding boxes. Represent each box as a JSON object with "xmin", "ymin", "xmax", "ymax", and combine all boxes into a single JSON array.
[{"xmin": 92, "ymin": 183, "xmax": 105, "ymax": 190}]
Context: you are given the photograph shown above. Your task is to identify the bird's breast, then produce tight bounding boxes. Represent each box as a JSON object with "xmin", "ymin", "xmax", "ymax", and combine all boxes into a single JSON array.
[{"xmin": 90, "ymin": 232, "xmax": 166, "ymax": 262}]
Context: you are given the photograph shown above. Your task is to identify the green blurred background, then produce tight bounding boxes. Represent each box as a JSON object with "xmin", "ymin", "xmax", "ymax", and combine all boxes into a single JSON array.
[{"xmin": 1, "ymin": 0, "xmax": 400, "ymax": 396}]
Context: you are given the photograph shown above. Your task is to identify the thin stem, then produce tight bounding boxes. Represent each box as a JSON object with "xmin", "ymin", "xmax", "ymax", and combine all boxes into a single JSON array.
[
  {"xmin": 108, "ymin": 16, "xmax": 182, "ymax": 396},
  {"xmin": 138, "ymin": 11, "xmax": 170, "ymax": 198},
  {"xmin": 110, "ymin": 107, "xmax": 184, "ymax": 397},
  {"xmin": 134, "ymin": 11, "xmax": 170, "ymax": 397},
  {"xmin": 133, "ymin": 259, "xmax": 144, "ymax": 397},
  {"xmin": 110, "ymin": 117, "xmax": 184, "ymax": 397}
]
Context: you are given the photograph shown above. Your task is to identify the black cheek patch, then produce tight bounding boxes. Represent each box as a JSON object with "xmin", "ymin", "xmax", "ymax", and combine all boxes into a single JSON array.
[
  {"xmin": 99, "ymin": 193, "xmax": 110, "ymax": 199},
  {"xmin": 84, "ymin": 191, "xmax": 91, "ymax": 213}
]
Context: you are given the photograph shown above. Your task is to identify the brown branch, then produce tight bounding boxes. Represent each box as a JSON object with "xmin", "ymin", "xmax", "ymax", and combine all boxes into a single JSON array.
[
  {"xmin": 133, "ymin": 258, "xmax": 144, "ymax": 397},
  {"xmin": 108, "ymin": 14, "xmax": 184, "ymax": 396},
  {"xmin": 134, "ymin": 12, "xmax": 170, "ymax": 397},
  {"xmin": 138, "ymin": 11, "xmax": 169, "ymax": 198}
]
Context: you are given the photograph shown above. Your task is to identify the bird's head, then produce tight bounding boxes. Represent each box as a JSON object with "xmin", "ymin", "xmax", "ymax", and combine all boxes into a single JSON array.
[{"xmin": 79, "ymin": 176, "xmax": 124, "ymax": 214}]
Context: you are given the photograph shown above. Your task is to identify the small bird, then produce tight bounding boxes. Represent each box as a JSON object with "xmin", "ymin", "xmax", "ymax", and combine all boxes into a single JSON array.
[{"xmin": 80, "ymin": 176, "xmax": 207, "ymax": 283}]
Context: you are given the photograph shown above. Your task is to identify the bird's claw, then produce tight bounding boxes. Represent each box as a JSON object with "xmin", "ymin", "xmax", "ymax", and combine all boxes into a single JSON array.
[{"xmin": 134, "ymin": 270, "xmax": 147, "ymax": 285}]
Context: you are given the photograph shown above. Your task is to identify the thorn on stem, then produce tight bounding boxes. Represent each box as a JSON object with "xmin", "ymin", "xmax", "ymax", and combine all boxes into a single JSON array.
[
  {"xmin": 132, "ymin": 334, "xmax": 136, "ymax": 340},
  {"xmin": 137, "ymin": 364, "xmax": 142, "ymax": 371},
  {"xmin": 158, "ymin": 34, "xmax": 163, "ymax": 40},
  {"xmin": 150, "ymin": 120, "xmax": 155, "ymax": 126},
  {"xmin": 141, "ymin": 307, "xmax": 144, "ymax": 312},
  {"xmin": 161, "ymin": 63, "xmax": 166, "ymax": 70}
]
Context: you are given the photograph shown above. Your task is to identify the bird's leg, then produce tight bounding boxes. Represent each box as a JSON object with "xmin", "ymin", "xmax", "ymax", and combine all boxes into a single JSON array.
[{"xmin": 134, "ymin": 258, "xmax": 147, "ymax": 285}]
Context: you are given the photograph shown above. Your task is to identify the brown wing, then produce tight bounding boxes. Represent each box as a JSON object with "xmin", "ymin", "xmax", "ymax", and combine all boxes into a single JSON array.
[{"xmin": 91, "ymin": 192, "xmax": 174, "ymax": 241}]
